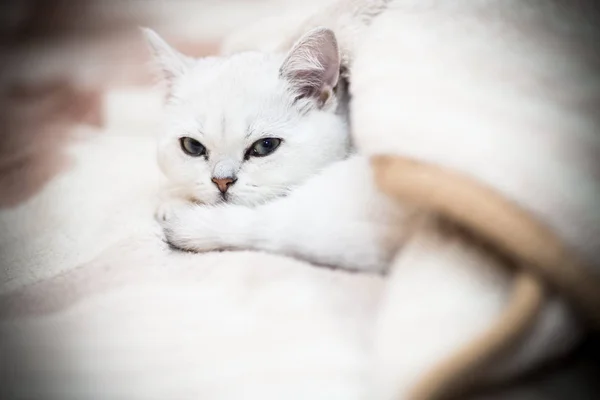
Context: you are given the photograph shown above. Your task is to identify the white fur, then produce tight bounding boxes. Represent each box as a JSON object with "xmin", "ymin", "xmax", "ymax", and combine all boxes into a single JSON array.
[
  {"xmin": 346, "ymin": 0, "xmax": 593, "ymax": 395},
  {"xmin": 145, "ymin": 29, "xmax": 350, "ymax": 207},
  {"xmin": 161, "ymin": 155, "xmax": 417, "ymax": 273},
  {"xmin": 148, "ymin": 28, "xmax": 421, "ymax": 274},
  {"xmin": 351, "ymin": 0, "xmax": 600, "ymax": 269},
  {"xmin": 148, "ymin": 29, "xmax": 402, "ymax": 273}
]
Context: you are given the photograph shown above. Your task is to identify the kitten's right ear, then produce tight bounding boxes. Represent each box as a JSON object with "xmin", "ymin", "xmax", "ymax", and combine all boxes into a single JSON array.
[{"xmin": 141, "ymin": 28, "xmax": 192, "ymax": 93}]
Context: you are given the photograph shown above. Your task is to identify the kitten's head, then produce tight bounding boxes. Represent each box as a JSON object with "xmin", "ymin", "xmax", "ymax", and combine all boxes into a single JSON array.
[{"xmin": 144, "ymin": 27, "xmax": 350, "ymax": 206}]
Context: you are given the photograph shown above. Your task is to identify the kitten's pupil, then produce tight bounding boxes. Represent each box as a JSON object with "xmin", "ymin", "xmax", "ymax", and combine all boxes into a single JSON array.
[
  {"xmin": 180, "ymin": 137, "xmax": 206, "ymax": 157},
  {"xmin": 261, "ymin": 139, "xmax": 274, "ymax": 149},
  {"xmin": 250, "ymin": 138, "xmax": 282, "ymax": 157}
]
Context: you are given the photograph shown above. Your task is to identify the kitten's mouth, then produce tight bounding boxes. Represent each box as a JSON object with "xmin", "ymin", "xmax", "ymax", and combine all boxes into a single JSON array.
[{"xmin": 219, "ymin": 192, "xmax": 230, "ymax": 203}]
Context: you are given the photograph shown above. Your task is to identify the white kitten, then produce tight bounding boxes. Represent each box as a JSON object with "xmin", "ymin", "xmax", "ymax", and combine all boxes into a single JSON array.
[
  {"xmin": 145, "ymin": 27, "xmax": 415, "ymax": 272},
  {"xmin": 145, "ymin": 27, "xmax": 350, "ymax": 207}
]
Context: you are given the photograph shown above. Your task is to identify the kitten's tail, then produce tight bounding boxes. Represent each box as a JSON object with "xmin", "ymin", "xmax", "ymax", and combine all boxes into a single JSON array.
[{"xmin": 372, "ymin": 154, "xmax": 600, "ymax": 399}]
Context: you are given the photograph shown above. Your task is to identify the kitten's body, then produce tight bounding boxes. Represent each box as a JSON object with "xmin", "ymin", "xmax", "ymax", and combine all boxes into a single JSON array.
[
  {"xmin": 146, "ymin": 27, "xmax": 408, "ymax": 272},
  {"xmin": 162, "ymin": 155, "xmax": 416, "ymax": 273}
]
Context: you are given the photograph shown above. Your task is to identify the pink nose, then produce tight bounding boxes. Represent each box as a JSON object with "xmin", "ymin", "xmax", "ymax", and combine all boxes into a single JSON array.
[{"xmin": 211, "ymin": 177, "xmax": 236, "ymax": 193}]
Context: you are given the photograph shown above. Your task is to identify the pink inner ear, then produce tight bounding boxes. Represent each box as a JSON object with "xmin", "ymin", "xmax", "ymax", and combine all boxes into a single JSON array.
[
  {"xmin": 280, "ymin": 28, "xmax": 340, "ymax": 102},
  {"xmin": 290, "ymin": 70, "xmax": 328, "ymax": 101},
  {"xmin": 318, "ymin": 47, "xmax": 340, "ymax": 89}
]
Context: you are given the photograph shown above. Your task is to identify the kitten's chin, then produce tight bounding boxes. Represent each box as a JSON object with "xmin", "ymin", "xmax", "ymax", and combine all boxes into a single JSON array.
[
  {"xmin": 189, "ymin": 189, "xmax": 289, "ymax": 207},
  {"xmin": 224, "ymin": 196, "xmax": 264, "ymax": 208},
  {"xmin": 190, "ymin": 194, "xmax": 258, "ymax": 207},
  {"xmin": 226, "ymin": 191, "xmax": 288, "ymax": 208}
]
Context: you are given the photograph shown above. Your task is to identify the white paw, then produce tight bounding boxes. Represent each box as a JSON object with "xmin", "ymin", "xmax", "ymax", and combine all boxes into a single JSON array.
[
  {"xmin": 156, "ymin": 202, "xmax": 196, "ymax": 251},
  {"xmin": 158, "ymin": 202, "xmax": 226, "ymax": 253},
  {"xmin": 154, "ymin": 199, "xmax": 188, "ymax": 223},
  {"xmin": 156, "ymin": 200, "xmax": 245, "ymax": 253}
]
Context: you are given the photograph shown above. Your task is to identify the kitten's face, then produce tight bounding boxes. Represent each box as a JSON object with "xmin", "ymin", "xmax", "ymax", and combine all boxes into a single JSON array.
[{"xmin": 147, "ymin": 28, "xmax": 350, "ymax": 206}]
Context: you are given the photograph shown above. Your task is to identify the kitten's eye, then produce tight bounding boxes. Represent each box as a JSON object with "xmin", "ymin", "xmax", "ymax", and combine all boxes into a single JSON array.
[
  {"xmin": 248, "ymin": 138, "xmax": 282, "ymax": 158},
  {"xmin": 180, "ymin": 137, "xmax": 206, "ymax": 157}
]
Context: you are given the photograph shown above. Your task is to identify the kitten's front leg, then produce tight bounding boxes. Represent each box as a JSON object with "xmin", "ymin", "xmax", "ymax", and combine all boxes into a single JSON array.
[
  {"xmin": 155, "ymin": 198, "xmax": 189, "ymax": 223},
  {"xmin": 154, "ymin": 180, "xmax": 198, "ymax": 223},
  {"xmin": 159, "ymin": 155, "xmax": 418, "ymax": 273},
  {"xmin": 160, "ymin": 203, "xmax": 255, "ymax": 253}
]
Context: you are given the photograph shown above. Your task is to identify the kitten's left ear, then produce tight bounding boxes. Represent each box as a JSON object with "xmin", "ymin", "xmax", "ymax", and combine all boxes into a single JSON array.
[
  {"xmin": 280, "ymin": 27, "xmax": 340, "ymax": 108},
  {"xmin": 141, "ymin": 28, "xmax": 193, "ymax": 94}
]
